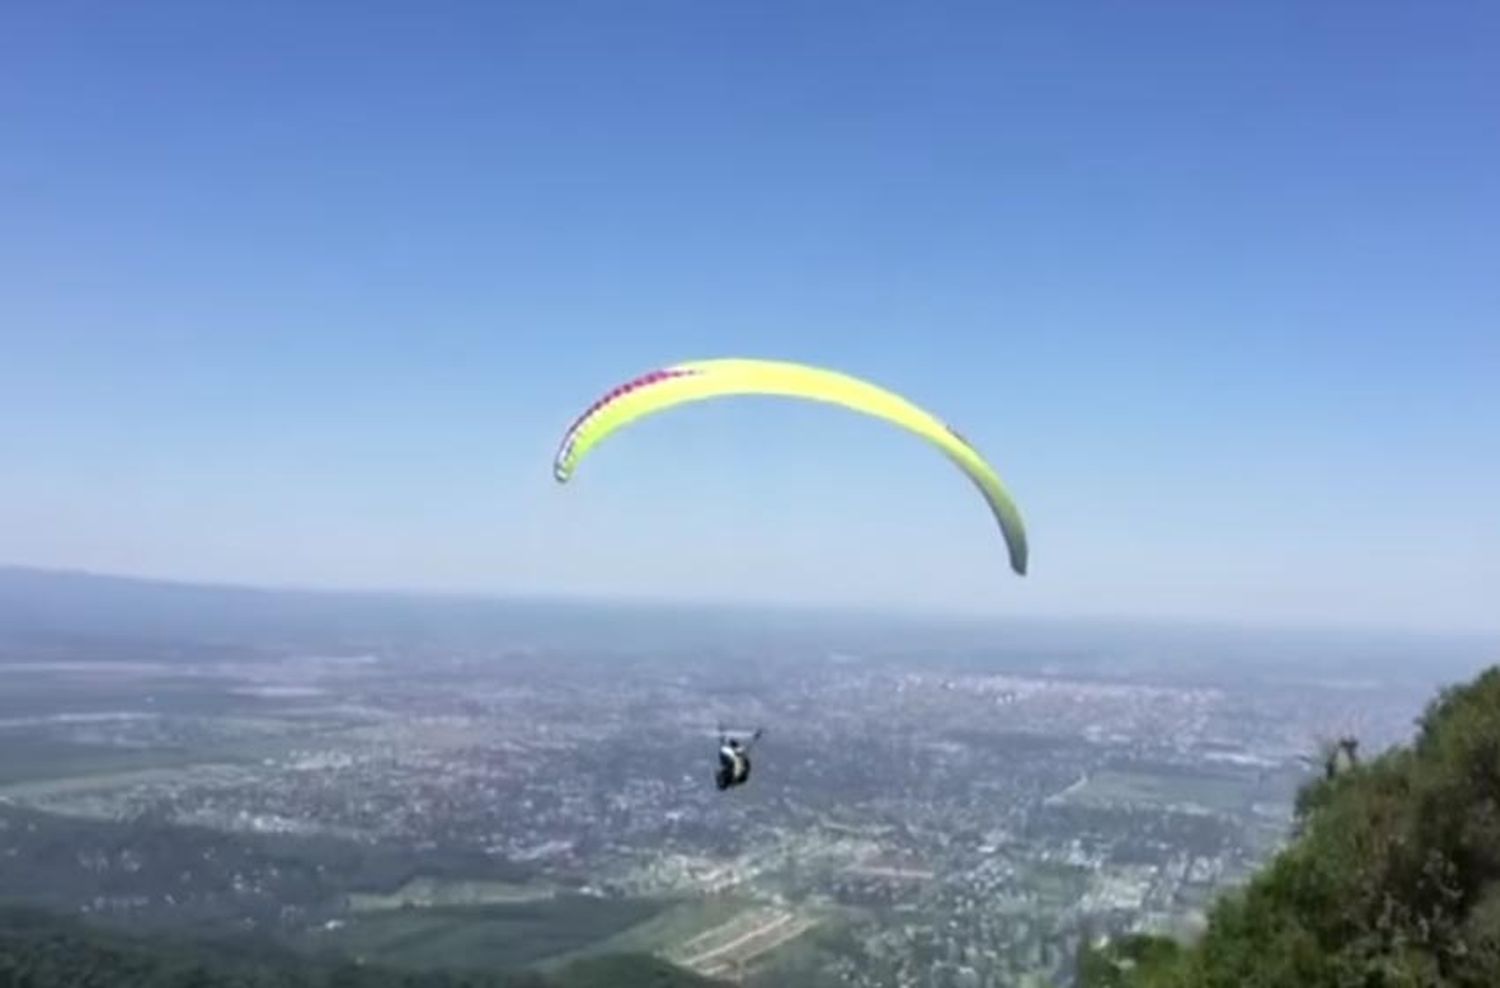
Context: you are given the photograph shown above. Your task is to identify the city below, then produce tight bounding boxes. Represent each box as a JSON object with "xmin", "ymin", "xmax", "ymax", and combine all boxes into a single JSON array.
[{"xmin": 0, "ymin": 569, "xmax": 1486, "ymax": 988}]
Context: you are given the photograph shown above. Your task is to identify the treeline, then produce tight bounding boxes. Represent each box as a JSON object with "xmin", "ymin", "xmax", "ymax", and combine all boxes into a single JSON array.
[
  {"xmin": 1082, "ymin": 664, "xmax": 1500, "ymax": 987},
  {"xmin": 0, "ymin": 906, "xmax": 721, "ymax": 988}
]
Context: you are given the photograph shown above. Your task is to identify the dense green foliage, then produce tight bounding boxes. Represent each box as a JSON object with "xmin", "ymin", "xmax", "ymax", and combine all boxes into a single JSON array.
[
  {"xmin": 1084, "ymin": 665, "xmax": 1500, "ymax": 987},
  {"xmin": 0, "ymin": 906, "xmax": 544, "ymax": 988},
  {"xmin": 0, "ymin": 805, "xmax": 713, "ymax": 985},
  {"xmin": 0, "ymin": 907, "xmax": 723, "ymax": 988},
  {"xmin": 0, "ymin": 804, "xmax": 534, "ymax": 934}
]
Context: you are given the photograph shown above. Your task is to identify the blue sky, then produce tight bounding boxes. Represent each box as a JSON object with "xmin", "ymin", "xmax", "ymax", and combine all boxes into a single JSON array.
[{"xmin": 2, "ymin": 2, "xmax": 1496, "ymax": 632}]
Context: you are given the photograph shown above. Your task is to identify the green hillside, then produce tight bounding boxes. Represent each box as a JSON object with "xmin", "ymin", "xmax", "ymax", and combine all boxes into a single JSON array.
[{"xmin": 1083, "ymin": 664, "xmax": 1500, "ymax": 987}]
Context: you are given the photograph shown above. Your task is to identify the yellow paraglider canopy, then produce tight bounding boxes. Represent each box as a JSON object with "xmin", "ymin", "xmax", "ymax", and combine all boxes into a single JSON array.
[{"xmin": 552, "ymin": 358, "xmax": 1028, "ymax": 576}]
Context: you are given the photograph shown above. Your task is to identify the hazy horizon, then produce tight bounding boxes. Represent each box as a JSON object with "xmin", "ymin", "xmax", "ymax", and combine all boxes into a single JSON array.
[{"xmin": 5, "ymin": 562, "xmax": 1497, "ymax": 656}]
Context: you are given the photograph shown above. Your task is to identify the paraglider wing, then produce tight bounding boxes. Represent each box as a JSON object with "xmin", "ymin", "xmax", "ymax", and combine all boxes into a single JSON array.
[{"xmin": 552, "ymin": 358, "xmax": 1028, "ymax": 576}]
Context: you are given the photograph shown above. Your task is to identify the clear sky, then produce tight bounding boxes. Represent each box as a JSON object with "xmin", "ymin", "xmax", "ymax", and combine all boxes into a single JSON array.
[{"xmin": 2, "ymin": 2, "xmax": 1496, "ymax": 633}]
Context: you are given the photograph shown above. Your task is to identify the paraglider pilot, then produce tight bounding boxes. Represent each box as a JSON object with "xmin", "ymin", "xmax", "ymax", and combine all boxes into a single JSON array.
[{"xmin": 716, "ymin": 728, "xmax": 762, "ymax": 791}]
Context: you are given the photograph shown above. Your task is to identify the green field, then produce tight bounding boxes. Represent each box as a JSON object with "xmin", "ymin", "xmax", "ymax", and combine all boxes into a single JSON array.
[
  {"xmin": 324, "ymin": 896, "xmax": 674, "ymax": 971},
  {"xmin": 544, "ymin": 897, "xmax": 838, "ymax": 983},
  {"xmin": 542, "ymin": 897, "xmax": 752, "ymax": 967},
  {"xmin": 0, "ymin": 717, "xmax": 349, "ymax": 789},
  {"xmin": 736, "ymin": 907, "xmax": 856, "ymax": 988},
  {"xmin": 1065, "ymin": 768, "xmax": 1256, "ymax": 815},
  {"xmin": 350, "ymin": 877, "xmax": 560, "ymax": 912},
  {"xmin": 0, "ymin": 738, "xmax": 210, "ymax": 786},
  {"xmin": 1026, "ymin": 861, "xmax": 1092, "ymax": 908}
]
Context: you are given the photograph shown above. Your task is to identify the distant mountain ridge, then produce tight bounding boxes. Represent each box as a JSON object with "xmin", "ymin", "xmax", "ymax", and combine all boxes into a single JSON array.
[
  {"xmin": 0, "ymin": 564, "xmax": 579, "ymax": 646},
  {"xmin": 0, "ymin": 565, "xmax": 821, "ymax": 656},
  {"xmin": 2, "ymin": 565, "xmax": 1491, "ymax": 688}
]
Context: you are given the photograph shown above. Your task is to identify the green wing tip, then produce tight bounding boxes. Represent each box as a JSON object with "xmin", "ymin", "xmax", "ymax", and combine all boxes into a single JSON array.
[{"xmin": 1008, "ymin": 524, "xmax": 1032, "ymax": 572}]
